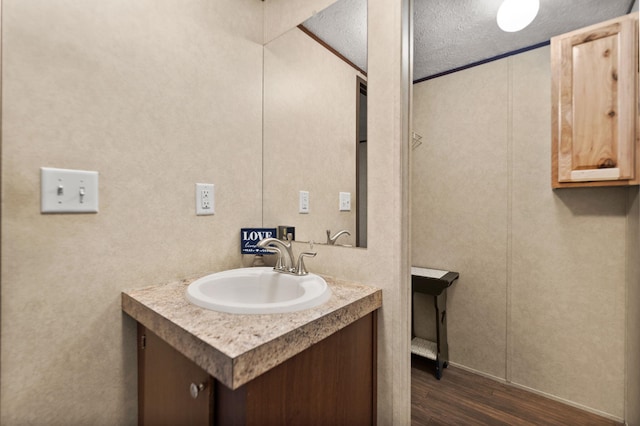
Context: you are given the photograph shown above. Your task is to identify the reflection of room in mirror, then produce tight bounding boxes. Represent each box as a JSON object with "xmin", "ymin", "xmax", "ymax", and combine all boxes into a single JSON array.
[
  {"xmin": 262, "ymin": 0, "xmax": 367, "ymax": 248},
  {"xmin": 356, "ymin": 78, "xmax": 367, "ymax": 247},
  {"xmin": 302, "ymin": 0, "xmax": 367, "ymax": 73}
]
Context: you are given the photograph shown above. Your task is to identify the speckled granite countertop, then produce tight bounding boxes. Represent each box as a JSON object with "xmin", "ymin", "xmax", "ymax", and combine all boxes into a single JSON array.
[{"xmin": 121, "ymin": 272, "xmax": 382, "ymax": 390}]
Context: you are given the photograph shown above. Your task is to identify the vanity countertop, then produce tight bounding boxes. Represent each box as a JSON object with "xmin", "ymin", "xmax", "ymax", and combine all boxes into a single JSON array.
[{"xmin": 121, "ymin": 272, "xmax": 382, "ymax": 390}]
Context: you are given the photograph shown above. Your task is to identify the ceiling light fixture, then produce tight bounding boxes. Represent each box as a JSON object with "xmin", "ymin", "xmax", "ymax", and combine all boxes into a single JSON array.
[{"xmin": 496, "ymin": 0, "xmax": 540, "ymax": 32}]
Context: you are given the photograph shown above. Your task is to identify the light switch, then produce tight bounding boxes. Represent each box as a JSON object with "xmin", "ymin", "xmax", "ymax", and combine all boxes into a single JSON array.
[{"xmin": 41, "ymin": 167, "xmax": 99, "ymax": 213}]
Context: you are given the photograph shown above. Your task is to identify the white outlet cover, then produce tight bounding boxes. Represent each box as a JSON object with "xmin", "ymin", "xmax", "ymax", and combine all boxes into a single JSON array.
[
  {"xmin": 41, "ymin": 167, "xmax": 99, "ymax": 213},
  {"xmin": 299, "ymin": 190, "xmax": 310, "ymax": 214},
  {"xmin": 196, "ymin": 183, "xmax": 215, "ymax": 216},
  {"xmin": 339, "ymin": 192, "xmax": 351, "ymax": 211}
]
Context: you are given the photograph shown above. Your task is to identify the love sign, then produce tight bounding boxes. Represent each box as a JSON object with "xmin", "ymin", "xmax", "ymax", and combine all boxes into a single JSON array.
[{"xmin": 240, "ymin": 228, "xmax": 277, "ymax": 255}]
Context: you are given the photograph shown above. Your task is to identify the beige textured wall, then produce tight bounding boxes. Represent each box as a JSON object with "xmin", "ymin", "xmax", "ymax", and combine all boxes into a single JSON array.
[
  {"xmin": 263, "ymin": 26, "xmax": 361, "ymax": 246},
  {"xmin": 412, "ymin": 46, "xmax": 633, "ymax": 420},
  {"xmin": 1, "ymin": 0, "xmax": 263, "ymax": 423},
  {"xmin": 412, "ymin": 58, "xmax": 509, "ymax": 378},
  {"xmin": 263, "ymin": 0, "xmax": 412, "ymax": 423}
]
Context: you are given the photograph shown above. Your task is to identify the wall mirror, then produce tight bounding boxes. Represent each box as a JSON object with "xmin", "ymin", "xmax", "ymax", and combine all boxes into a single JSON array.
[{"xmin": 262, "ymin": 0, "xmax": 368, "ymax": 248}]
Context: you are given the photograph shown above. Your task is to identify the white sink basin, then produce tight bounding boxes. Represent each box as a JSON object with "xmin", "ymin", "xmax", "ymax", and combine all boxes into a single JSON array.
[{"xmin": 186, "ymin": 267, "xmax": 331, "ymax": 314}]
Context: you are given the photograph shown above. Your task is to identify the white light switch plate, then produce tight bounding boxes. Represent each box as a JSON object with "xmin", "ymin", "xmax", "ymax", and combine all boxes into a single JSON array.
[{"xmin": 41, "ymin": 167, "xmax": 99, "ymax": 213}]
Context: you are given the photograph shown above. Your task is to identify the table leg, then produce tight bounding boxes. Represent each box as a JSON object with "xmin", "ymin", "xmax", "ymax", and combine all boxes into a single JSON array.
[{"xmin": 434, "ymin": 291, "xmax": 448, "ymax": 379}]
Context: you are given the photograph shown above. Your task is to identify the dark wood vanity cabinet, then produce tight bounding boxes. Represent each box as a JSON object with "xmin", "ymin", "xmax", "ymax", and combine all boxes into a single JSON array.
[
  {"xmin": 137, "ymin": 312, "xmax": 377, "ymax": 425},
  {"xmin": 137, "ymin": 323, "xmax": 213, "ymax": 425}
]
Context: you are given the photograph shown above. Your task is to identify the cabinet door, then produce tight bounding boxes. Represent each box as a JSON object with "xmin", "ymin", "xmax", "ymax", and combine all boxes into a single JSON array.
[
  {"xmin": 138, "ymin": 324, "xmax": 212, "ymax": 425},
  {"xmin": 213, "ymin": 312, "xmax": 377, "ymax": 426},
  {"xmin": 551, "ymin": 13, "xmax": 638, "ymax": 187}
]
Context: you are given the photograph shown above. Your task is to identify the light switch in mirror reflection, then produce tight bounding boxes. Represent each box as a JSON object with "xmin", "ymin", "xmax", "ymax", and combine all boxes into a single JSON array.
[{"xmin": 262, "ymin": 0, "xmax": 367, "ymax": 247}]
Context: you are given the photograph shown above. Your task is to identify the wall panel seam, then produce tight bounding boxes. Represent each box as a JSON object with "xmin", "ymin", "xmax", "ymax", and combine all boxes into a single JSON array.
[
  {"xmin": 623, "ymin": 187, "xmax": 630, "ymax": 421},
  {"xmin": 505, "ymin": 56, "xmax": 514, "ymax": 384}
]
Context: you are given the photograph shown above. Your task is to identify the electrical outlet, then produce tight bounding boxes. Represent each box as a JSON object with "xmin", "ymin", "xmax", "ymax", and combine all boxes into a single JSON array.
[
  {"xmin": 196, "ymin": 183, "xmax": 215, "ymax": 215},
  {"xmin": 339, "ymin": 192, "xmax": 351, "ymax": 211},
  {"xmin": 299, "ymin": 190, "xmax": 310, "ymax": 214},
  {"xmin": 202, "ymin": 189, "xmax": 211, "ymax": 209}
]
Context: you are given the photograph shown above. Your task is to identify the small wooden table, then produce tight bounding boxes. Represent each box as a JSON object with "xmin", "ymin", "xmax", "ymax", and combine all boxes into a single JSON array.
[{"xmin": 411, "ymin": 267, "xmax": 459, "ymax": 379}]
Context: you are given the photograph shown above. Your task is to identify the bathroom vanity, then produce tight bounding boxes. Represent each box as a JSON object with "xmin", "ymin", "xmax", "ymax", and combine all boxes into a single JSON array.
[{"xmin": 122, "ymin": 273, "xmax": 382, "ymax": 425}]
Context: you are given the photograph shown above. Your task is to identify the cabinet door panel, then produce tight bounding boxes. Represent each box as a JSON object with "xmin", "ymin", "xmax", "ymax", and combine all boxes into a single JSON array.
[
  {"xmin": 571, "ymin": 34, "xmax": 618, "ymax": 172},
  {"xmin": 138, "ymin": 324, "xmax": 212, "ymax": 426},
  {"xmin": 552, "ymin": 14, "xmax": 638, "ymax": 187},
  {"xmin": 213, "ymin": 313, "xmax": 377, "ymax": 426}
]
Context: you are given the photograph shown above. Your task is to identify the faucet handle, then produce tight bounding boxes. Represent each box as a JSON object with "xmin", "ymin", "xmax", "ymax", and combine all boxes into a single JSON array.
[
  {"xmin": 261, "ymin": 246, "xmax": 285, "ymax": 270},
  {"xmin": 295, "ymin": 252, "xmax": 317, "ymax": 276}
]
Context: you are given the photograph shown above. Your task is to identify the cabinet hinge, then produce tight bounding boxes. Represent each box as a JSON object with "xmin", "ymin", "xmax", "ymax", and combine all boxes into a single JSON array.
[{"xmin": 141, "ymin": 334, "xmax": 146, "ymax": 350}]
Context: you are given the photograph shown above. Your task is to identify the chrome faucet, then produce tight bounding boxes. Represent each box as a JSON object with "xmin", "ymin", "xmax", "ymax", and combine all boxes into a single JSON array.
[
  {"xmin": 326, "ymin": 229, "xmax": 351, "ymax": 245},
  {"xmin": 257, "ymin": 238, "xmax": 316, "ymax": 275},
  {"xmin": 295, "ymin": 252, "xmax": 317, "ymax": 276}
]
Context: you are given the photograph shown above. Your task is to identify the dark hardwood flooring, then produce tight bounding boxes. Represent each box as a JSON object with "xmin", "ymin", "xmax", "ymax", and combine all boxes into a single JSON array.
[{"xmin": 411, "ymin": 355, "xmax": 622, "ymax": 426}]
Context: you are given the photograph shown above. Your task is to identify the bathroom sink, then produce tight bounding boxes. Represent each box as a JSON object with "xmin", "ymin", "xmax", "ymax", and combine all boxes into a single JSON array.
[{"xmin": 186, "ymin": 267, "xmax": 331, "ymax": 314}]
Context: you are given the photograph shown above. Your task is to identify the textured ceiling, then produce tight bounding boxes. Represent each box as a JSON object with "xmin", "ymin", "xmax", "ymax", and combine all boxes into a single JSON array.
[
  {"xmin": 302, "ymin": 0, "xmax": 637, "ymax": 82},
  {"xmin": 302, "ymin": 0, "xmax": 368, "ymax": 72}
]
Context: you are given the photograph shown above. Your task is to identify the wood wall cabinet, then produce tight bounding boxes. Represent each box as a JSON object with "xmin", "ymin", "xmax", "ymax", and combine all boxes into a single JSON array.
[
  {"xmin": 551, "ymin": 13, "xmax": 639, "ymax": 188},
  {"xmin": 137, "ymin": 312, "xmax": 377, "ymax": 425}
]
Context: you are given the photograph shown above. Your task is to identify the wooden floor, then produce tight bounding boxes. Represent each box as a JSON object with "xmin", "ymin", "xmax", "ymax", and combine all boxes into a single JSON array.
[{"xmin": 411, "ymin": 355, "xmax": 622, "ymax": 426}]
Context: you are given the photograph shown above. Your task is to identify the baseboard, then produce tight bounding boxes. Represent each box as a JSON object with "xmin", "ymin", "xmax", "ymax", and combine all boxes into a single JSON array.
[
  {"xmin": 448, "ymin": 362, "xmax": 625, "ymax": 424},
  {"xmin": 447, "ymin": 361, "xmax": 508, "ymax": 383}
]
